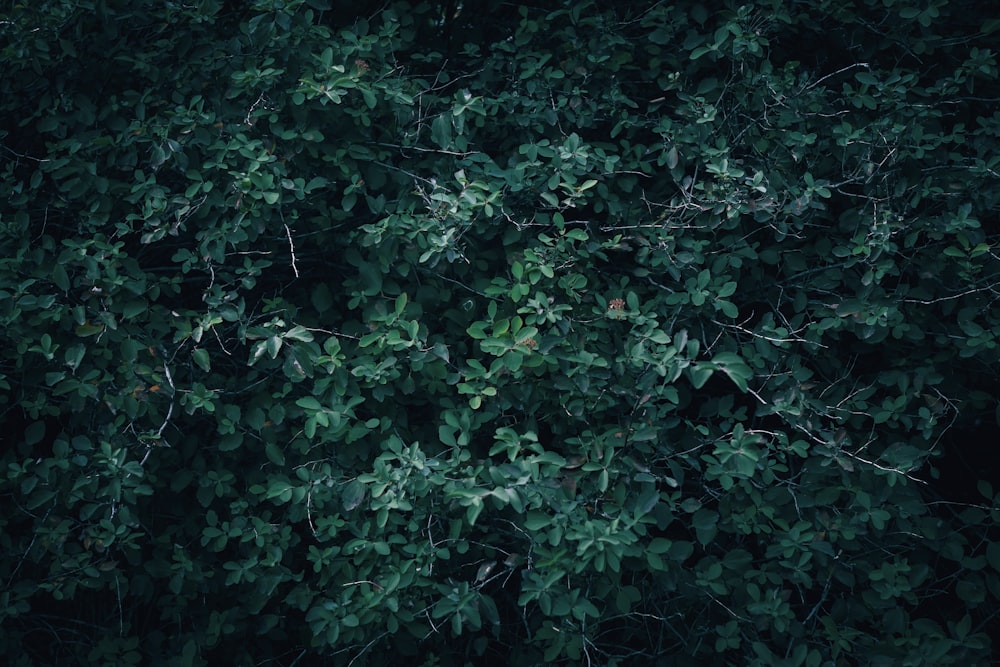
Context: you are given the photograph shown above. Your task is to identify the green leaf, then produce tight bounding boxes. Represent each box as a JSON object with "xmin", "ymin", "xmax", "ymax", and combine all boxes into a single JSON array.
[
  {"xmin": 52, "ymin": 263, "xmax": 70, "ymax": 291},
  {"xmin": 266, "ymin": 336, "xmax": 283, "ymax": 359},
  {"xmin": 665, "ymin": 146, "xmax": 679, "ymax": 169},
  {"xmin": 284, "ymin": 325, "xmax": 314, "ymax": 342},
  {"xmin": 342, "ymin": 480, "xmax": 366, "ymax": 511},
  {"xmin": 74, "ymin": 322, "xmax": 105, "ymax": 337},
  {"xmin": 121, "ymin": 299, "xmax": 147, "ymax": 319},
  {"xmin": 192, "ymin": 347, "xmax": 211, "ymax": 372},
  {"xmin": 304, "ymin": 176, "xmax": 328, "ymax": 192},
  {"xmin": 311, "ymin": 283, "xmax": 334, "ymax": 313},
  {"xmin": 24, "ymin": 421, "xmax": 46, "ymax": 447},
  {"xmin": 692, "ymin": 509, "xmax": 718, "ymax": 546},
  {"xmin": 716, "ymin": 281, "xmax": 737, "ymax": 298},
  {"xmin": 716, "ymin": 300, "xmax": 739, "ymax": 318},
  {"xmin": 540, "ymin": 191, "xmax": 559, "ymax": 207},
  {"xmin": 954, "ymin": 614, "xmax": 971, "ymax": 641},
  {"xmin": 296, "ymin": 396, "xmax": 323, "ymax": 411},
  {"xmin": 987, "ymin": 542, "xmax": 1000, "ymax": 572},
  {"xmin": 534, "ymin": 451, "xmax": 566, "ymax": 467},
  {"xmin": 956, "ymin": 578, "xmax": 985, "ymax": 603},
  {"xmin": 361, "ymin": 88, "xmax": 377, "ymax": 110},
  {"xmin": 503, "ymin": 350, "xmax": 523, "ymax": 371},
  {"xmin": 855, "ymin": 71, "xmax": 879, "ymax": 86},
  {"xmin": 515, "ymin": 326, "xmax": 539, "ymax": 343},
  {"xmin": 635, "ymin": 485, "xmax": 660, "ymax": 516},
  {"xmin": 688, "ymin": 364, "xmax": 714, "ymax": 389},
  {"xmin": 712, "ymin": 352, "xmax": 752, "ymax": 392},
  {"xmin": 431, "ymin": 114, "xmax": 452, "ymax": 149},
  {"xmin": 466, "ymin": 499, "xmax": 484, "ymax": 525},
  {"xmin": 648, "ymin": 538, "xmax": 672, "ymax": 554},
  {"xmin": 467, "ymin": 321, "xmax": 488, "ymax": 339},
  {"xmin": 525, "ymin": 511, "xmax": 551, "ymax": 531},
  {"xmin": 265, "ymin": 442, "xmax": 286, "ymax": 466}
]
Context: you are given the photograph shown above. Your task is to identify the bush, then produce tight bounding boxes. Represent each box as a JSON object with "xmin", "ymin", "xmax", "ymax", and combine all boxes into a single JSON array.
[{"xmin": 2, "ymin": 1, "xmax": 999, "ymax": 664}]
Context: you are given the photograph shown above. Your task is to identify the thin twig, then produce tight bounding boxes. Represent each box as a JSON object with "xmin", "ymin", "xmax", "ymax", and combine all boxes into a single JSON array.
[
  {"xmin": 305, "ymin": 488, "xmax": 317, "ymax": 538},
  {"xmin": 347, "ymin": 632, "xmax": 389, "ymax": 667},
  {"xmin": 115, "ymin": 573, "xmax": 124, "ymax": 635},
  {"xmin": 804, "ymin": 63, "xmax": 870, "ymax": 91},
  {"xmin": 284, "ymin": 224, "xmax": 299, "ymax": 278},
  {"xmin": 142, "ymin": 357, "xmax": 176, "ymax": 466},
  {"xmin": 902, "ymin": 283, "xmax": 1000, "ymax": 305}
]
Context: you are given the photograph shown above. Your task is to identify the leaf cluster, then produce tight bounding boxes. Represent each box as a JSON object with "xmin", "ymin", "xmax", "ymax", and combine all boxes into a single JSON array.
[{"xmin": 2, "ymin": 1, "xmax": 999, "ymax": 665}]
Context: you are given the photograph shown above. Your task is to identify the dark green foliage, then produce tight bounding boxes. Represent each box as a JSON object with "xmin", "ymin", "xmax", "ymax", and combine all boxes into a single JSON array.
[{"xmin": 2, "ymin": 1, "xmax": 999, "ymax": 664}]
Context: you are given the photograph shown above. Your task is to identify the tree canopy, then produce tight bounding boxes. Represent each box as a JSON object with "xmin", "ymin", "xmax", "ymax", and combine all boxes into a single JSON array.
[{"xmin": 2, "ymin": 1, "xmax": 999, "ymax": 665}]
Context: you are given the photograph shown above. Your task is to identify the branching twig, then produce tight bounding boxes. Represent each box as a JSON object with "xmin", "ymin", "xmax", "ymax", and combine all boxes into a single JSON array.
[
  {"xmin": 141, "ymin": 356, "xmax": 176, "ymax": 466},
  {"xmin": 712, "ymin": 318, "xmax": 829, "ymax": 349},
  {"xmin": 902, "ymin": 282, "xmax": 1000, "ymax": 305},
  {"xmin": 346, "ymin": 632, "xmax": 389, "ymax": 667},
  {"xmin": 804, "ymin": 62, "xmax": 870, "ymax": 91},
  {"xmin": 245, "ymin": 92, "xmax": 266, "ymax": 126}
]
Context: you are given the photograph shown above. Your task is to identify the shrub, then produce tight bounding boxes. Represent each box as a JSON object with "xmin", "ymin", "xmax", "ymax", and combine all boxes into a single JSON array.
[{"xmin": 2, "ymin": 1, "xmax": 999, "ymax": 664}]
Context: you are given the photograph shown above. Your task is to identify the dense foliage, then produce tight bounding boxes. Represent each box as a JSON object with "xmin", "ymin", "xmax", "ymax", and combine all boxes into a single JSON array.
[{"xmin": 2, "ymin": 0, "xmax": 1000, "ymax": 664}]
